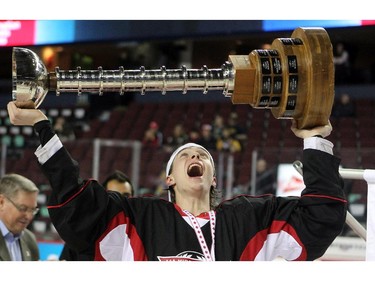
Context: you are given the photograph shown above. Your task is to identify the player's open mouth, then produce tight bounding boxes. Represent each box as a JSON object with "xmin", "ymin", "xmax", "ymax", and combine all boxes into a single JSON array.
[{"xmin": 187, "ymin": 163, "xmax": 203, "ymax": 177}]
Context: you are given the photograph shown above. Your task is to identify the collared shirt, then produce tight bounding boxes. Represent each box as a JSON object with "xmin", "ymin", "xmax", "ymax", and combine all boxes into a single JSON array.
[{"xmin": 0, "ymin": 220, "xmax": 22, "ymax": 261}]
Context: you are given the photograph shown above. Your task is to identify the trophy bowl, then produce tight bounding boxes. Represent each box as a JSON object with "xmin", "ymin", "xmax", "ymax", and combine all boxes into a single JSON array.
[{"xmin": 12, "ymin": 47, "xmax": 49, "ymax": 108}]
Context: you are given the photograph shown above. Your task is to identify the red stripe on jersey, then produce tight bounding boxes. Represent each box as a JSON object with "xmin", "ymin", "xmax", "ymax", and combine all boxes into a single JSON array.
[
  {"xmin": 239, "ymin": 220, "xmax": 307, "ymax": 261},
  {"xmin": 94, "ymin": 211, "xmax": 148, "ymax": 261}
]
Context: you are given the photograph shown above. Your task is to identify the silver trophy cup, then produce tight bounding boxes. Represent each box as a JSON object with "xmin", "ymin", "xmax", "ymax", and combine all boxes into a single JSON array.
[{"xmin": 12, "ymin": 27, "xmax": 334, "ymax": 129}]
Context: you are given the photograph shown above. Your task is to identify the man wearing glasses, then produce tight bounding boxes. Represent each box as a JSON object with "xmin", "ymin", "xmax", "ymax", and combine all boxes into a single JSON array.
[{"xmin": 0, "ymin": 174, "xmax": 40, "ymax": 261}]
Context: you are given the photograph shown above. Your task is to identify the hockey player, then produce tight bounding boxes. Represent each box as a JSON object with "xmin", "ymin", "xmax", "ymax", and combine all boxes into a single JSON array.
[{"xmin": 7, "ymin": 101, "xmax": 347, "ymax": 261}]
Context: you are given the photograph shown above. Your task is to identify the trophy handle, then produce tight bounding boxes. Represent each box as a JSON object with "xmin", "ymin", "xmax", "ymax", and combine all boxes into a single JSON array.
[{"xmin": 12, "ymin": 27, "xmax": 334, "ymax": 129}]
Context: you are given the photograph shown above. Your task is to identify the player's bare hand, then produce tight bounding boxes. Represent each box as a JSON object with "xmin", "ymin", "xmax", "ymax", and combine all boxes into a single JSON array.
[
  {"xmin": 290, "ymin": 119, "xmax": 332, "ymax": 139},
  {"xmin": 7, "ymin": 101, "xmax": 48, "ymax": 126}
]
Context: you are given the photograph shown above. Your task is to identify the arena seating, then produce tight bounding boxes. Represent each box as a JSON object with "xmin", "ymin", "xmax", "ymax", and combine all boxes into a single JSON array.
[
  {"xmin": 2, "ymin": 97, "xmax": 374, "ymax": 240},
  {"xmin": 2, "ymin": 99, "xmax": 375, "ymax": 188}
]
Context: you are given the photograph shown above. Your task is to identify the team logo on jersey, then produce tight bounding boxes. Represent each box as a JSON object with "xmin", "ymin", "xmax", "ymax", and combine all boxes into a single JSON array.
[{"xmin": 157, "ymin": 251, "xmax": 206, "ymax": 261}]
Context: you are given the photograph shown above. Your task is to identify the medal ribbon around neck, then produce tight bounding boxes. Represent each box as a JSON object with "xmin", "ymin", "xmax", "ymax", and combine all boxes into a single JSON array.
[{"xmin": 183, "ymin": 210, "xmax": 216, "ymax": 261}]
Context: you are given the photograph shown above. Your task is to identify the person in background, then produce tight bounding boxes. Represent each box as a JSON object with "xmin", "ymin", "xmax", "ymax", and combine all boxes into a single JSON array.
[
  {"xmin": 8, "ymin": 101, "xmax": 347, "ymax": 261},
  {"xmin": 332, "ymin": 93, "xmax": 356, "ymax": 118},
  {"xmin": 142, "ymin": 121, "xmax": 163, "ymax": 149},
  {"xmin": 196, "ymin": 123, "xmax": 217, "ymax": 151},
  {"xmin": 333, "ymin": 42, "xmax": 351, "ymax": 85},
  {"xmin": 53, "ymin": 116, "xmax": 76, "ymax": 142},
  {"xmin": 211, "ymin": 114, "xmax": 225, "ymax": 140},
  {"xmin": 59, "ymin": 170, "xmax": 134, "ymax": 261},
  {"xmin": 164, "ymin": 123, "xmax": 189, "ymax": 153},
  {"xmin": 216, "ymin": 127, "xmax": 242, "ymax": 153},
  {"xmin": 251, "ymin": 158, "xmax": 276, "ymax": 195},
  {"xmin": 187, "ymin": 128, "xmax": 200, "ymax": 143},
  {"xmin": 226, "ymin": 112, "xmax": 247, "ymax": 143},
  {"xmin": 102, "ymin": 170, "xmax": 134, "ymax": 198},
  {"xmin": 0, "ymin": 173, "xmax": 40, "ymax": 261}
]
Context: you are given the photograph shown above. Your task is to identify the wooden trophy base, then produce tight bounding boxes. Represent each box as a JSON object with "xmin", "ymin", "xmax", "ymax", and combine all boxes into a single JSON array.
[{"xmin": 229, "ymin": 27, "xmax": 334, "ymax": 129}]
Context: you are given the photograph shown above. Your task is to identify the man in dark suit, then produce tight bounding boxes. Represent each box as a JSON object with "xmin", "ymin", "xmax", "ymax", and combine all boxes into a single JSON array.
[{"xmin": 0, "ymin": 174, "xmax": 40, "ymax": 261}]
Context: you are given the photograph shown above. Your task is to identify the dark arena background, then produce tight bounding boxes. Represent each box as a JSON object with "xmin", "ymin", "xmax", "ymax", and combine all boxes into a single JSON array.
[{"xmin": 1, "ymin": 20, "xmax": 375, "ymax": 261}]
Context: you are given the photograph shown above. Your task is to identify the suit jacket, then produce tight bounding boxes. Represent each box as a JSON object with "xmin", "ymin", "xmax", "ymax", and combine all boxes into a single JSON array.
[{"xmin": 0, "ymin": 228, "xmax": 40, "ymax": 261}]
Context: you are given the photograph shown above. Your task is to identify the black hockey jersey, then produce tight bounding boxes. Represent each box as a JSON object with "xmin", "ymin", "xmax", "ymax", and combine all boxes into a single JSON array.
[{"xmin": 34, "ymin": 121, "xmax": 347, "ymax": 261}]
